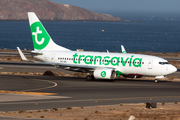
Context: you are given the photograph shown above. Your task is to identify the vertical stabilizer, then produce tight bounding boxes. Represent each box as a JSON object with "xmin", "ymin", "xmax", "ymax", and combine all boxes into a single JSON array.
[{"xmin": 28, "ymin": 12, "xmax": 71, "ymax": 51}]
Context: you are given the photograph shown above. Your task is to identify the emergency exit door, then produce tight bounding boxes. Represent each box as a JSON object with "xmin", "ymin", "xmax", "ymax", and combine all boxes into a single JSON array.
[{"xmin": 148, "ymin": 59, "xmax": 153, "ymax": 69}]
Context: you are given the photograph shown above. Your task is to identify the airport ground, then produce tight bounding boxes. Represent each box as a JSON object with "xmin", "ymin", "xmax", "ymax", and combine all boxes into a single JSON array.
[{"xmin": 0, "ymin": 51, "xmax": 180, "ymax": 120}]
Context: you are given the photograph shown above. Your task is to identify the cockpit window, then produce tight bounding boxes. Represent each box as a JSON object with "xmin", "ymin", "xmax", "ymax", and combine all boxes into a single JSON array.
[{"xmin": 159, "ymin": 62, "xmax": 169, "ymax": 65}]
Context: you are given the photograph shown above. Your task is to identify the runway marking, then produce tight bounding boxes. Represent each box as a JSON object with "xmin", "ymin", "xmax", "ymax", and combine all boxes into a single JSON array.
[
  {"xmin": 0, "ymin": 96, "xmax": 180, "ymax": 105},
  {"xmin": 22, "ymin": 79, "xmax": 58, "ymax": 92},
  {"xmin": 95, "ymin": 96, "xmax": 180, "ymax": 101},
  {"xmin": 0, "ymin": 94, "xmax": 71, "ymax": 102},
  {"xmin": 0, "ymin": 90, "xmax": 57, "ymax": 96},
  {"xmin": 0, "ymin": 64, "xmax": 55, "ymax": 69},
  {"xmin": 0, "ymin": 79, "xmax": 58, "ymax": 95}
]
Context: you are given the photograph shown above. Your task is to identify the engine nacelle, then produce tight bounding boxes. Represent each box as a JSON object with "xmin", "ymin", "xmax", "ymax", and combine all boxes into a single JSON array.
[{"xmin": 93, "ymin": 68, "xmax": 116, "ymax": 79}]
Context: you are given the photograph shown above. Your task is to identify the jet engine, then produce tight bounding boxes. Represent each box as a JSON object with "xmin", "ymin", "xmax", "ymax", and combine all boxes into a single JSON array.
[{"xmin": 93, "ymin": 68, "xmax": 116, "ymax": 79}]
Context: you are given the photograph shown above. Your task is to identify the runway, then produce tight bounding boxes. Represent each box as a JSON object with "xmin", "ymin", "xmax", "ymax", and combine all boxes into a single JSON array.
[{"xmin": 0, "ymin": 74, "xmax": 180, "ymax": 112}]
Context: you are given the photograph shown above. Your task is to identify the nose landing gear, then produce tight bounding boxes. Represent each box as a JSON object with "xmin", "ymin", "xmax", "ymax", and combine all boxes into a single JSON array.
[
  {"xmin": 154, "ymin": 79, "xmax": 159, "ymax": 83},
  {"xmin": 155, "ymin": 76, "xmax": 164, "ymax": 83}
]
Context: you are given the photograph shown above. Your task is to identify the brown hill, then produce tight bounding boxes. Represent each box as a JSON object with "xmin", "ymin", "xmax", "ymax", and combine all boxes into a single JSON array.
[{"xmin": 0, "ymin": 0, "xmax": 122, "ymax": 21}]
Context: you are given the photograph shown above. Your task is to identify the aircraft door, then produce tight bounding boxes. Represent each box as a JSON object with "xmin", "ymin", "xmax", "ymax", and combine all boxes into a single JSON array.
[{"xmin": 148, "ymin": 59, "xmax": 153, "ymax": 69}]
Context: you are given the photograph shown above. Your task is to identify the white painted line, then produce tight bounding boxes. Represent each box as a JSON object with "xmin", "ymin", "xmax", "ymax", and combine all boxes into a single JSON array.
[
  {"xmin": 22, "ymin": 79, "xmax": 58, "ymax": 92},
  {"xmin": 0, "ymin": 65, "xmax": 55, "ymax": 69},
  {"xmin": 0, "ymin": 94, "xmax": 71, "ymax": 102}
]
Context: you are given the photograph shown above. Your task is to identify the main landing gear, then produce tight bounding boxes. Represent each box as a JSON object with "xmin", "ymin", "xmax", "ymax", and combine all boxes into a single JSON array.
[
  {"xmin": 86, "ymin": 75, "xmax": 94, "ymax": 81},
  {"xmin": 154, "ymin": 79, "xmax": 159, "ymax": 83}
]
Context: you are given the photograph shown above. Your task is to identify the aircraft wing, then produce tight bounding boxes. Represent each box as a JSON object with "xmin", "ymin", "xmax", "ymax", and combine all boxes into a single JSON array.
[
  {"xmin": 34, "ymin": 61, "xmax": 117, "ymax": 73},
  {"xmin": 17, "ymin": 47, "xmax": 103, "ymax": 72},
  {"xmin": 121, "ymin": 45, "xmax": 127, "ymax": 54}
]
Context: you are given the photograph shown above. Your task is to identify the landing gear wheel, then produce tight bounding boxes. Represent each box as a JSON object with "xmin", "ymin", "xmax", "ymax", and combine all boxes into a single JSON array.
[
  {"xmin": 86, "ymin": 75, "xmax": 94, "ymax": 81},
  {"xmin": 155, "ymin": 79, "xmax": 159, "ymax": 83}
]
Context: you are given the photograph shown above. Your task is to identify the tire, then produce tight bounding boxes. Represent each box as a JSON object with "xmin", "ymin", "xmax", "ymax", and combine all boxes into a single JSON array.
[
  {"xmin": 86, "ymin": 75, "xmax": 94, "ymax": 81},
  {"xmin": 155, "ymin": 79, "xmax": 159, "ymax": 83}
]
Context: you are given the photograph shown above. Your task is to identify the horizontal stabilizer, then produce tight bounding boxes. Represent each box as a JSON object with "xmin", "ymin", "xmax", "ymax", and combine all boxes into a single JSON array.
[
  {"xmin": 17, "ymin": 47, "xmax": 30, "ymax": 61},
  {"xmin": 20, "ymin": 50, "xmax": 43, "ymax": 55},
  {"xmin": 31, "ymin": 51, "xmax": 43, "ymax": 55}
]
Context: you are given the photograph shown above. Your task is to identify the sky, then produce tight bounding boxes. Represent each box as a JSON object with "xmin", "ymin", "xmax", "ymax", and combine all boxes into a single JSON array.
[{"xmin": 50, "ymin": 0, "xmax": 180, "ymax": 13}]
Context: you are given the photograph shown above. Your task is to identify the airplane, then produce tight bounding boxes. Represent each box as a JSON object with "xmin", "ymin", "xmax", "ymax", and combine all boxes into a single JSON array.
[{"xmin": 17, "ymin": 12, "xmax": 177, "ymax": 83}]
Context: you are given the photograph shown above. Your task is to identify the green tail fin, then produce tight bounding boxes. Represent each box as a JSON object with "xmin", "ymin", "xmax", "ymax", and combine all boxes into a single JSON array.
[{"xmin": 28, "ymin": 12, "xmax": 70, "ymax": 51}]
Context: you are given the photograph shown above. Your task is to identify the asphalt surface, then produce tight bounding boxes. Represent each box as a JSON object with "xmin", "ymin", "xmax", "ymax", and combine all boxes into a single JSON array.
[
  {"xmin": 0, "ymin": 52, "xmax": 30, "ymax": 56},
  {"xmin": 0, "ymin": 61, "xmax": 68, "ymax": 73},
  {"xmin": 0, "ymin": 60, "xmax": 180, "ymax": 120},
  {"xmin": 0, "ymin": 74, "xmax": 180, "ymax": 112}
]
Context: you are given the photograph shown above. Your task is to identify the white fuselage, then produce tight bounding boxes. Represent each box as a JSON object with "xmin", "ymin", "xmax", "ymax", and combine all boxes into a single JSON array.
[{"xmin": 34, "ymin": 50, "xmax": 177, "ymax": 77}]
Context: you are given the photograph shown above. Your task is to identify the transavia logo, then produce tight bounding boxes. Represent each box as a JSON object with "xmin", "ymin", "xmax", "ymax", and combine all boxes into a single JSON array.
[
  {"xmin": 33, "ymin": 27, "xmax": 44, "ymax": 45},
  {"xmin": 30, "ymin": 22, "xmax": 50, "ymax": 50},
  {"xmin": 101, "ymin": 71, "xmax": 106, "ymax": 77},
  {"xmin": 72, "ymin": 53, "xmax": 142, "ymax": 67}
]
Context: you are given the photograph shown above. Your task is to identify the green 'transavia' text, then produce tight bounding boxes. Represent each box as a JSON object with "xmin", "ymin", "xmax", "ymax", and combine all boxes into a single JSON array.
[{"xmin": 72, "ymin": 53, "xmax": 142, "ymax": 67}]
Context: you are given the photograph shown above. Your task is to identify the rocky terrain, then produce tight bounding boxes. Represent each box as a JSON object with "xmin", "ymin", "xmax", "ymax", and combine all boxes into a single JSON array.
[
  {"xmin": 0, "ymin": 103, "xmax": 180, "ymax": 120},
  {"xmin": 0, "ymin": 0, "xmax": 122, "ymax": 21}
]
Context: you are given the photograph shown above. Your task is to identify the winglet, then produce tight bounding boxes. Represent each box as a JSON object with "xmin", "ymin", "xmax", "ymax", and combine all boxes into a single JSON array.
[
  {"xmin": 17, "ymin": 47, "xmax": 29, "ymax": 61},
  {"xmin": 121, "ymin": 45, "xmax": 127, "ymax": 54}
]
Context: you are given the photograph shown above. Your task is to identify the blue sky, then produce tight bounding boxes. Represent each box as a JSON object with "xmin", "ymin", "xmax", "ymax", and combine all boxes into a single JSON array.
[{"xmin": 50, "ymin": 0, "xmax": 180, "ymax": 13}]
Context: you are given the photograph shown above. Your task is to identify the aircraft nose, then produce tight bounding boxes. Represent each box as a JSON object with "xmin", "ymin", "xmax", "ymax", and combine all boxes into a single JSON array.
[{"xmin": 169, "ymin": 65, "xmax": 177, "ymax": 73}]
